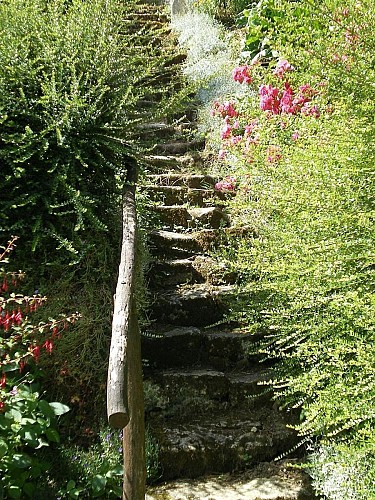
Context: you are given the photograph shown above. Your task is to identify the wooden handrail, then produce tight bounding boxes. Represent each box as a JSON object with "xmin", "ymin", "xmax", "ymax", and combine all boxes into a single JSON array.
[
  {"xmin": 106, "ymin": 163, "xmax": 146, "ymax": 498},
  {"xmin": 106, "ymin": 179, "xmax": 136, "ymax": 429}
]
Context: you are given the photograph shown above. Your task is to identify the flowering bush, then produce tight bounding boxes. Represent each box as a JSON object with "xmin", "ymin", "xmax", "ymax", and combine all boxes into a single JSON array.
[
  {"xmin": 0, "ymin": 237, "xmax": 79, "ymax": 498},
  {"xmin": 202, "ymin": 1, "xmax": 375, "ymax": 497},
  {"xmin": 209, "ymin": 54, "xmax": 324, "ymax": 178}
]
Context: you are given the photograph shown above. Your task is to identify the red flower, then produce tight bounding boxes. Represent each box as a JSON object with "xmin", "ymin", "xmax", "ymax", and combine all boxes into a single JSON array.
[
  {"xmin": 1, "ymin": 278, "xmax": 8, "ymax": 293},
  {"xmin": 32, "ymin": 345, "xmax": 41, "ymax": 362},
  {"xmin": 43, "ymin": 339, "xmax": 54, "ymax": 354}
]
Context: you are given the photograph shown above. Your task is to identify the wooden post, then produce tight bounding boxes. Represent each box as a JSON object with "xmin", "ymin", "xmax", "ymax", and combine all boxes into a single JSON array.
[
  {"xmin": 106, "ymin": 163, "xmax": 145, "ymax": 498},
  {"xmin": 123, "ymin": 303, "xmax": 146, "ymax": 500}
]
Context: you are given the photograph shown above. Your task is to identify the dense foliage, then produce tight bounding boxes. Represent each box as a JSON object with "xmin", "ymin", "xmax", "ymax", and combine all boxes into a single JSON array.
[
  {"xmin": 201, "ymin": 0, "xmax": 375, "ymax": 497},
  {"xmin": 0, "ymin": 0, "xmax": 182, "ymax": 263},
  {"xmin": 0, "ymin": 238, "xmax": 76, "ymax": 498},
  {"xmin": 0, "ymin": 0, "xmax": 187, "ymax": 496}
]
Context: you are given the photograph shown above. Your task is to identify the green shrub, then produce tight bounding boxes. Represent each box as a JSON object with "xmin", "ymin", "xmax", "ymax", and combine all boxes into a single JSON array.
[
  {"xmin": 0, "ymin": 0, "xmax": 179, "ymax": 262},
  {"xmin": 200, "ymin": 0, "xmax": 375, "ymax": 497}
]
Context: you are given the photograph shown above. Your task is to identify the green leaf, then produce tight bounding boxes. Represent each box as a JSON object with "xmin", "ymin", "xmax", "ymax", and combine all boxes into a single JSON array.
[
  {"xmin": 23, "ymin": 482, "xmax": 36, "ymax": 497},
  {"xmin": 105, "ymin": 465, "xmax": 123, "ymax": 478},
  {"xmin": 91, "ymin": 475, "xmax": 107, "ymax": 496},
  {"xmin": 12, "ymin": 453, "xmax": 32, "ymax": 468},
  {"xmin": 8, "ymin": 485, "xmax": 22, "ymax": 499},
  {"xmin": 0, "ymin": 439, "xmax": 8, "ymax": 458},
  {"xmin": 67, "ymin": 480, "xmax": 76, "ymax": 492},
  {"xmin": 49, "ymin": 401, "xmax": 70, "ymax": 416},
  {"xmin": 38, "ymin": 400, "xmax": 54, "ymax": 418},
  {"xmin": 45, "ymin": 427, "xmax": 60, "ymax": 443},
  {"xmin": 6, "ymin": 408, "xmax": 22, "ymax": 422},
  {"xmin": 23, "ymin": 429, "xmax": 39, "ymax": 448}
]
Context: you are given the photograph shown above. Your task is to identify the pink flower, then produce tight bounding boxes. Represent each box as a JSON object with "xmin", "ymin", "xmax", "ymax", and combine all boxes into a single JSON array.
[
  {"xmin": 232, "ymin": 65, "xmax": 253, "ymax": 84},
  {"xmin": 309, "ymin": 105, "xmax": 321, "ymax": 118},
  {"xmin": 215, "ymin": 176, "xmax": 237, "ymax": 192},
  {"xmin": 212, "ymin": 100, "xmax": 238, "ymax": 119},
  {"xmin": 301, "ymin": 103, "xmax": 321, "ymax": 118},
  {"xmin": 43, "ymin": 339, "xmax": 54, "ymax": 354},
  {"xmin": 245, "ymin": 134, "xmax": 260, "ymax": 150},
  {"xmin": 231, "ymin": 135, "xmax": 243, "ymax": 145},
  {"xmin": 266, "ymin": 145, "xmax": 282, "ymax": 163},
  {"xmin": 280, "ymin": 82, "xmax": 296, "ymax": 114},
  {"xmin": 1, "ymin": 278, "xmax": 8, "ymax": 293},
  {"xmin": 299, "ymin": 84, "xmax": 317, "ymax": 98},
  {"xmin": 218, "ymin": 149, "xmax": 227, "ymax": 160},
  {"xmin": 221, "ymin": 123, "xmax": 232, "ymax": 139},
  {"xmin": 274, "ymin": 59, "xmax": 295, "ymax": 79},
  {"xmin": 32, "ymin": 345, "xmax": 41, "ymax": 362},
  {"xmin": 259, "ymin": 84, "xmax": 281, "ymax": 114},
  {"xmin": 291, "ymin": 131, "xmax": 300, "ymax": 141}
]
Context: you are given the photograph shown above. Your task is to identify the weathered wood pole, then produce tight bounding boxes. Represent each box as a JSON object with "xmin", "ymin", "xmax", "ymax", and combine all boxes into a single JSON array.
[
  {"xmin": 107, "ymin": 165, "xmax": 145, "ymax": 499},
  {"xmin": 123, "ymin": 302, "xmax": 146, "ymax": 499}
]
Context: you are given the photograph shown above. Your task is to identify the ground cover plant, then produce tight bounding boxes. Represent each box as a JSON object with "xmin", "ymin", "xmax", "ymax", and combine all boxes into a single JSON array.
[{"xmin": 200, "ymin": 0, "xmax": 375, "ymax": 497}]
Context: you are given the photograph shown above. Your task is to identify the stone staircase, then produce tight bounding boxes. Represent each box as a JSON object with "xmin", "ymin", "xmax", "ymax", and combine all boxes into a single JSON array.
[
  {"xmin": 131, "ymin": 1, "xmax": 315, "ymax": 497},
  {"xmin": 140, "ymin": 160, "xmax": 303, "ymax": 480}
]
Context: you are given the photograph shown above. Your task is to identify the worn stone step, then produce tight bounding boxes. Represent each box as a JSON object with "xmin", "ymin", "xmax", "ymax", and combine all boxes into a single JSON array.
[
  {"xmin": 140, "ymin": 185, "xmax": 222, "ymax": 206},
  {"xmin": 147, "ymin": 407, "xmax": 298, "ymax": 480},
  {"xmin": 146, "ymin": 173, "xmax": 216, "ymax": 188},
  {"xmin": 152, "ymin": 138, "xmax": 205, "ymax": 155},
  {"xmin": 146, "ymin": 460, "xmax": 315, "ymax": 500},
  {"xmin": 154, "ymin": 206, "xmax": 229, "ymax": 230},
  {"xmin": 137, "ymin": 122, "xmax": 193, "ymax": 140},
  {"xmin": 147, "ymin": 255, "xmax": 236, "ymax": 288},
  {"xmin": 148, "ymin": 229, "xmax": 217, "ymax": 256},
  {"xmin": 149, "ymin": 368, "xmax": 272, "ymax": 412},
  {"xmin": 150, "ymin": 283, "xmax": 234, "ymax": 327},
  {"xmin": 148, "ymin": 257, "xmax": 202, "ymax": 287},
  {"xmin": 142, "ymin": 326, "xmax": 261, "ymax": 371},
  {"xmin": 191, "ymin": 255, "xmax": 237, "ymax": 285},
  {"xmin": 143, "ymin": 153, "xmax": 204, "ymax": 170},
  {"xmin": 125, "ymin": 11, "xmax": 169, "ymax": 22}
]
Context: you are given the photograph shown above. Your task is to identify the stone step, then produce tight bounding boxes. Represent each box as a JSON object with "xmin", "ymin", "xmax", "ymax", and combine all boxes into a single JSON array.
[
  {"xmin": 143, "ymin": 153, "xmax": 204, "ymax": 170},
  {"xmin": 137, "ymin": 121, "xmax": 194, "ymax": 140},
  {"xmin": 140, "ymin": 184, "xmax": 223, "ymax": 207},
  {"xmin": 125, "ymin": 11, "xmax": 169, "ymax": 22},
  {"xmin": 152, "ymin": 138, "xmax": 205, "ymax": 155},
  {"xmin": 148, "ymin": 368, "xmax": 272, "ymax": 412},
  {"xmin": 154, "ymin": 206, "xmax": 229, "ymax": 230},
  {"xmin": 147, "ymin": 255, "xmax": 236, "ymax": 288},
  {"xmin": 146, "ymin": 460, "xmax": 315, "ymax": 500},
  {"xmin": 142, "ymin": 326, "xmax": 262, "ymax": 371},
  {"xmin": 148, "ymin": 257, "xmax": 203, "ymax": 287},
  {"xmin": 149, "ymin": 283, "xmax": 235, "ymax": 327},
  {"xmin": 148, "ymin": 229, "xmax": 218, "ymax": 256},
  {"xmin": 147, "ymin": 407, "xmax": 298, "ymax": 480},
  {"xmin": 145, "ymin": 173, "xmax": 216, "ymax": 188}
]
